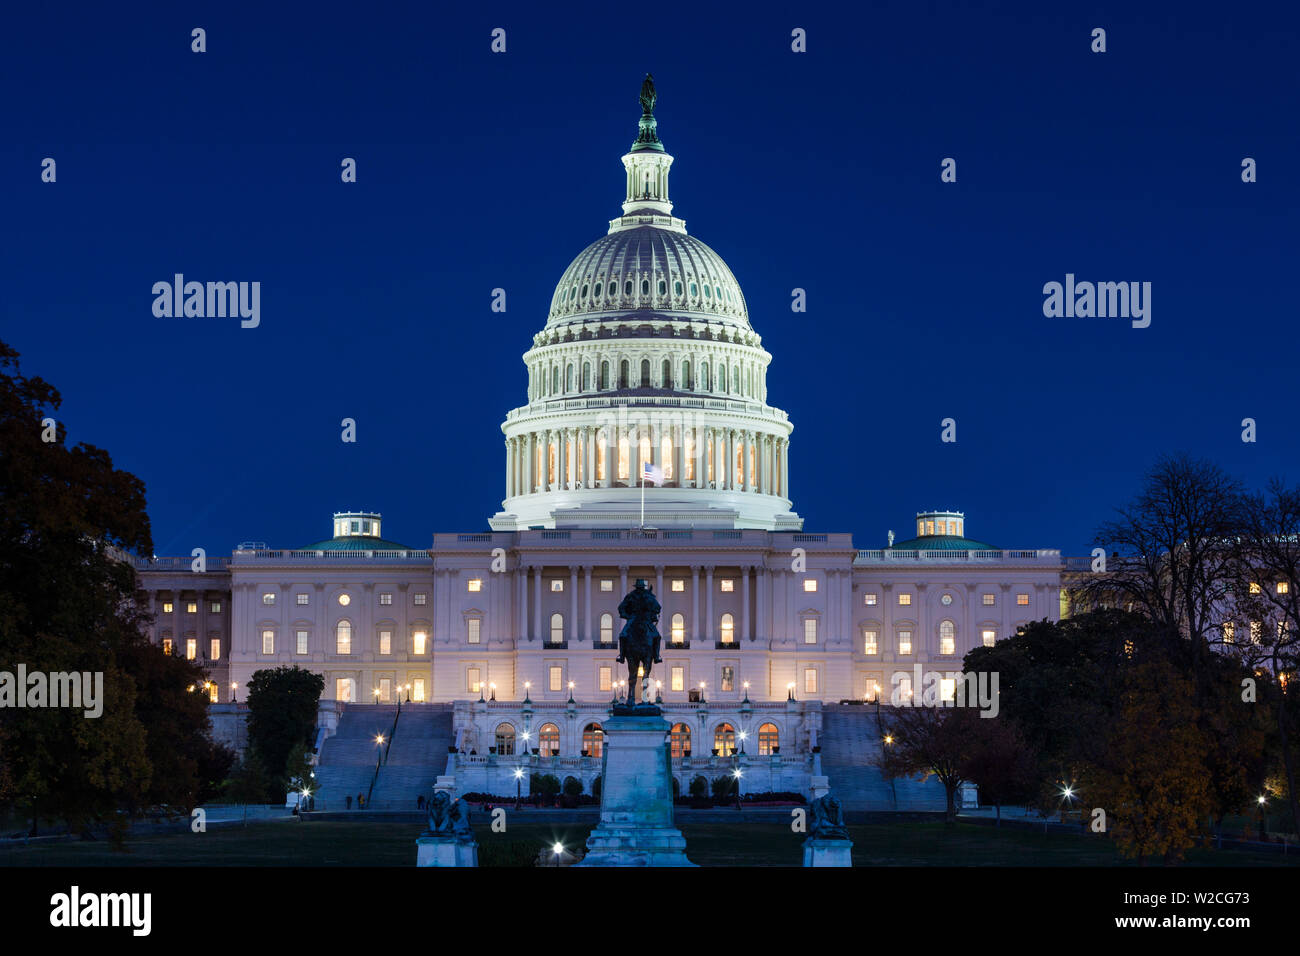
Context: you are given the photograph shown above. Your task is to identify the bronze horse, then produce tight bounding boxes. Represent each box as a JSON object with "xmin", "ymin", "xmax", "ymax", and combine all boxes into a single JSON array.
[{"xmin": 616, "ymin": 579, "xmax": 662, "ymax": 704}]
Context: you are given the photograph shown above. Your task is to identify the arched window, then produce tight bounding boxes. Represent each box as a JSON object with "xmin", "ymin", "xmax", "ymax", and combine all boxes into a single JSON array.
[
  {"xmin": 638, "ymin": 435, "xmax": 650, "ymax": 473},
  {"xmin": 495, "ymin": 722, "xmax": 516, "ymax": 756},
  {"xmin": 335, "ymin": 620, "xmax": 352, "ymax": 655},
  {"xmin": 619, "ymin": 360, "xmax": 629, "ymax": 389},
  {"xmin": 582, "ymin": 362, "xmax": 591, "ymax": 391},
  {"xmin": 565, "ymin": 364, "xmax": 574, "ymax": 392},
  {"xmin": 683, "ymin": 361, "xmax": 693, "ymax": 390},
  {"xmin": 599, "ymin": 361, "xmax": 609, "ymax": 390},
  {"xmin": 690, "ymin": 282, "xmax": 698, "ymax": 296},
  {"xmin": 539, "ymin": 723, "xmax": 560, "ymax": 756},
  {"xmin": 640, "ymin": 359, "xmax": 651, "ymax": 387},
  {"xmin": 624, "ymin": 279, "xmax": 632, "ymax": 295},
  {"xmin": 758, "ymin": 723, "xmax": 780, "ymax": 756},
  {"xmin": 670, "ymin": 723, "xmax": 692, "ymax": 758},
  {"xmin": 600, "ymin": 613, "xmax": 613, "ymax": 644},
  {"xmin": 582, "ymin": 722, "xmax": 604, "ymax": 758},
  {"xmin": 580, "ymin": 284, "xmax": 588, "ymax": 298},
  {"xmin": 674, "ymin": 280, "xmax": 683, "ymax": 296},
  {"xmin": 658, "ymin": 279, "xmax": 666, "ymax": 295},
  {"xmin": 939, "ymin": 619, "xmax": 955, "ymax": 655},
  {"xmin": 701, "ymin": 363, "xmax": 710, "ymax": 391},
  {"xmin": 671, "ymin": 613, "xmax": 685, "ymax": 644},
  {"xmin": 714, "ymin": 722, "xmax": 736, "ymax": 757},
  {"xmin": 719, "ymin": 365, "xmax": 727, "ymax": 392},
  {"xmin": 550, "ymin": 612, "xmax": 564, "ymax": 644},
  {"xmin": 732, "ymin": 366, "xmax": 740, "ymax": 393},
  {"xmin": 719, "ymin": 613, "xmax": 734, "ymax": 644},
  {"xmin": 661, "ymin": 434, "xmax": 673, "ymax": 480},
  {"xmin": 704, "ymin": 284, "xmax": 711, "ymax": 298},
  {"xmin": 593, "ymin": 282, "xmax": 602, "ymax": 297},
  {"xmin": 551, "ymin": 366, "xmax": 559, "ymax": 394},
  {"xmin": 641, "ymin": 279, "xmax": 649, "ymax": 295},
  {"xmin": 618, "ymin": 435, "xmax": 629, "ymax": 481},
  {"xmin": 661, "ymin": 359, "xmax": 672, "ymax": 389}
]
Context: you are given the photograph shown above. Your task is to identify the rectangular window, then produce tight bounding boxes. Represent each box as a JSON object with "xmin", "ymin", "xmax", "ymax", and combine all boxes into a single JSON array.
[
  {"xmin": 413, "ymin": 631, "xmax": 428, "ymax": 655},
  {"xmin": 1249, "ymin": 583, "xmax": 1262, "ymax": 595},
  {"xmin": 940, "ymin": 632, "xmax": 955, "ymax": 655},
  {"xmin": 1017, "ymin": 593, "xmax": 1030, "ymax": 606},
  {"xmin": 296, "ymin": 630, "xmax": 308, "ymax": 654},
  {"xmin": 336, "ymin": 628, "xmax": 352, "ymax": 655},
  {"xmin": 1279, "ymin": 581, "xmax": 1291, "ymax": 594},
  {"xmin": 600, "ymin": 580, "xmax": 613, "ymax": 592},
  {"xmin": 599, "ymin": 666, "xmax": 612, "ymax": 692},
  {"xmin": 671, "ymin": 579, "xmax": 685, "ymax": 592},
  {"xmin": 863, "ymin": 629, "xmax": 878, "ymax": 655},
  {"xmin": 671, "ymin": 666, "xmax": 684, "ymax": 692},
  {"xmin": 939, "ymin": 678, "xmax": 956, "ymax": 703},
  {"xmin": 803, "ymin": 579, "xmax": 818, "ymax": 592},
  {"xmin": 981, "ymin": 629, "xmax": 996, "ymax": 648},
  {"xmin": 297, "ymin": 593, "xmax": 309, "ymax": 606},
  {"xmin": 803, "ymin": 619, "xmax": 818, "ymax": 644},
  {"xmin": 864, "ymin": 593, "xmax": 877, "ymax": 606},
  {"xmin": 721, "ymin": 665, "xmax": 735, "ymax": 692},
  {"xmin": 379, "ymin": 630, "xmax": 392, "ymax": 655},
  {"xmin": 467, "ymin": 579, "xmax": 482, "ymax": 592},
  {"xmin": 719, "ymin": 579, "xmax": 734, "ymax": 592},
  {"xmin": 162, "ymin": 602, "xmax": 174, "ymax": 614},
  {"xmin": 983, "ymin": 593, "xmax": 995, "ymax": 606},
  {"xmin": 898, "ymin": 630, "xmax": 912, "ymax": 655},
  {"xmin": 468, "ymin": 667, "xmax": 482, "ymax": 693},
  {"xmin": 413, "ymin": 593, "xmax": 427, "ymax": 605},
  {"xmin": 210, "ymin": 638, "xmax": 221, "ymax": 661},
  {"xmin": 378, "ymin": 678, "xmax": 392, "ymax": 703},
  {"xmin": 336, "ymin": 678, "xmax": 354, "ymax": 703},
  {"xmin": 467, "ymin": 619, "xmax": 481, "ymax": 644},
  {"xmin": 261, "ymin": 629, "xmax": 275, "ymax": 654},
  {"xmin": 551, "ymin": 580, "xmax": 564, "ymax": 592},
  {"xmin": 186, "ymin": 638, "xmax": 197, "ymax": 660},
  {"xmin": 207, "ymin": 683, "xmax": 219, "ymax": 703},
  {"xmin": 1222, "ymin": 621, "xmax": 1235, "ymax": 644},
  {"xmin": 804, "ymin": 668, "xmax": 818, "ymax": 694},
  {"xmin": 210, "ymin": 601, "xmax": 222, "ymax": 613},
  {"xmin": 379, "ymin": 592, "xmax": 392, "ymax": 605},
  {"xmin": 898, "ymin": 593, "xmax": 912, "ymax": 606},
  {"xmin": 412, "ymin": 678, "xmax": 426, "ymax": 702},
  {"xmin": 549, "ymin": 665, "xmax": 562, "ymax": 692},
  {"xmin": 262, "ymin": 593, "xmax": 275, "ymax": 606},
  {"xmin": 186, "ymin": 601, "xmax": 197, "ymax": 614},
  {"xmin": 161, "ymin": 638, "xmax": 173, "ymax": 655}
]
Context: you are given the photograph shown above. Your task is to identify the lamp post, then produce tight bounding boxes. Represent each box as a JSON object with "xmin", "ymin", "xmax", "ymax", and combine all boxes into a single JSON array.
[
  {"xmin": 513, "ymin": 767, "xmax": 524, "ymax": 811},
  {"xmin": 489, "ymin": 681, "xmax": 497, "ymax": 702},
  {"xmin": 742, "ymin": 680, "xmax": 750, "ymax": 704},
  {"xmin": 230, "ymin": 681, "xmax": 238, "ymax": 703},
  {"xmin": 567, "ymin": 680, "xmax": 576, "ymax": 704},
  {"xmin": 523, "ymin": 680, "xmax": 531, "ymax": 704},
  {"xmin": 655, "ymin": 679, "xmax": 663, "ymax": 705},
  {"xmin": 698, "ymin": 681, "xmax": 706, "ymax": 704}
]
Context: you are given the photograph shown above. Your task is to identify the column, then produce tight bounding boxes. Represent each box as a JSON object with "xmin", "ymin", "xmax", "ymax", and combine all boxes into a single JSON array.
[
  {"xmin": 673, "ymin": 421, "xmax": 684, "ymax": 486},
  {"xmin": 558, "ymin": 429, "xmax": 569, "ymax": 489},
  {"xmin": 781, "ymin": 439, "xmax": 789, "ymax": 498},
  {"xmin": 619, "ymin": 565, "xmax": 628, "ymax": 598},
  {"xmin": 532, "ymin": 566, "xmax": 542, "ymax": 642},
  {"xmin": 655, "ymin": 565, "xmax": 664, "ymax": 604},
  {"xmin": 526, "ymin": 432, "xmax": 536, "ymax": 492},
  {"xmin": 603, "ymin": 425, "xmax": 614, "ymax": 487},
  {"xmin": 584, "ymin": 567, "xmax": 593, "ymax": 642},
  {"xmin": 756, "ymin": 564, "xmax": 766, "ymax": 643},
  {"xmin": 691, "ymin": 565, "xmax": 701, "ymax": 642},
  {"xmin": 741, "ymin": 565, "xmax": 751, "ymax": 642},
  {"xmin": 516, "ymin": 563, "xmax": 526, "ymax": 640},
  {"xmin": 704, "ymin": 567, "xmax": 714, "ymax": 642},
  {"xmin": 569, "ymin": 566, "xmax": 578, "ymax": 643},
  {"xmin": 505, "ymin": 438, "xmax": 514, "ymax": 497},
  {"xmin": 586, "ymin": 428, "xmax": 596, "ymax": 488}
]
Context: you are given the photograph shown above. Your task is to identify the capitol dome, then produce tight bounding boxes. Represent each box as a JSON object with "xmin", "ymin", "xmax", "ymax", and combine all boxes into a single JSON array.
[{"xmin": 489, "ymin": 75, "xmax": 801, "ymax": 532}]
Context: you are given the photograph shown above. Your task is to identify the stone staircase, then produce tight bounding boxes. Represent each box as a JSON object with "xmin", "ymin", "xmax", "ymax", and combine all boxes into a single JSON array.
[
  {"xmin": 312, "ymin": 704, "xmax": 399, "ymax": 810},
  {"xmin": 367, "ymin": 705, "xmax": 454, "ymax": 809},
  {"xmin": 820, "ymin": 705, "xmax": 945, "ymax": 811}
]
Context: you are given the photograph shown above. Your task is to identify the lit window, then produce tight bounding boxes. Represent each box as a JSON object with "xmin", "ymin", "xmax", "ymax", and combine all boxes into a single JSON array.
[
  {"xmin": 413, "ymin": 593, "xmax": 427, "ymax": 606},
  {"xmin": 981, "ymin": 629, "xmax": 996, "ymax": 648},
  {"xmin": 336, "ymin": 621, "xmax": 352, "ymax": 655},
  {"xmin": 583, "ymin": 723, "xmax": 604, "ymax": 758},
  {"xmin": 1250, "ymin": 621, "xmax": 1262, "ymax": 643},
  {"xmin": 161, "ymin": 638, "xmax": 173, "ymax": 655},
  {"xmin": 714, "ymin": 722, "xmax": 736, "ymax": 756},
  {"xmin": 552, "ymin": 579, "xmax": 564, "ymax": 592},
  {"xmin": 982, "ymin": 594, "xmax": 995, "ymax": 606},
  {"xmin": 939, "ymin": 620, "xmax": 955, "ymax": 655},
  {"xmin": 672, "ymin": 613, "xmax": 685, "ymax": 643},
  {"xmin": 186, "ymin": 638, "xmax": 197, "ymax": 660},
  {"xmin": 262, "ymin": 593, "xmax": 275, "ymax": 606},
  {"xmin": 720, "ymin": 666, "xmax": 734, "ymax": 692},
  {"xmin": 539, "ymin": 723, "xmax": 560, "ymax": 756},
  {"xmin": 208, "ymin": 683, "xmax": 219, "ymax": 703},
  {"xmin": 803, "ymin": 579, "xmax": 817, "ymax": 592},
  {"xmin": 379, "ymin": 630, "xmax": 392, "ymax": 655},
  {"xmin": 1249, "ymin": 583, "xmax": 1262, "ymax": 595},
  {"xmin": 262, "ymin": 629, "xmax": 275, "ymax": 654},
  {"xmin": 468, "ymin": 667, "xmax": 482, "ymax": 693},
  {"xmin": 1279, "ymin": 582, "xmax": 1291, "ymax": 595},
  {"xmin": 599, "ymin": 666, "xmax": 612, "ymax": 692},
  {"xmin": 467, "ymin": 619, "xmax": 481, "ymax": 644},
  {"xmin": 468, "ymin": 579, "xmax": 482, "ymax": 592},
  {"xmin": 898, "ymin": 593, "xmax": 912, "ymax": 606},
  {"xmin": 413, "ymin": 631, "xmax": 428, "ymax": 655},
  {"xmin": 720, "ymin": 613, "xmax": 735, "ymax": 644},
  {"xmin": 863, "ymin": 630, "xmax": 878, "ymax": 655},
  {"xmin": 671, "ymin": 666, "xmax": 684, "ymax": 692},
  {"xmin": 377, "ymin": 678, "xmax": 392, "ymax": 703},
  {"xmin": 804, "ymin": 668, "xmax": 818, "ymax": 694},
  {"xmin": 162, "ymin": 602, "xmax": 174, "ymax": 613},
  {"xmin": 412, "ymin": 678, "xmax": 426, "ymax": 702},
  {"xmin": 720, "ymin": 579, "xmax": 734, "ymax": 592},
  {"xmin": 670, "ymin": 722, "xmax": 691, "ymax": 757},
  {"xmin": 600, "ymin": 613, "xmax": 613, "ymax": 643},
  {"xmin": 671, "ymin": 579, "xmax": 685, "ymax": 592},
  {"xmin": 1016, "ymin": 594, "xmax": 1029, "ymax": 606},
  {"xmin": 186, "ymin": 602, "xmax": 197, "ymax": 614},
  {"xmin": 379, "ymin": 592, "xmax": 392, "ymax": 605},
  {"xmin": 895, "ymin": 673, "xmax": 913, "ymax": 701},
  {"xmin": 210, "ymin": 601, "xmax": 222, "ymax": 613},
  {"xmin": 549, "ymin": 666, "xmax": 562, "ymax": 692},
  {"xmin": 1222, "ymin": 622, "xmax": 1235, "ymax": 643},
  {"xmin": 864, "ymin": 593, "xmax": 877, "ymax": 606},
  {"xmin": 296, "ymin": 630, "xmax": 308, "ymax": 654},
  {"xmin": 898, "ymin": 630, "xmax": 912, "ymax": 655},
  {"xmin": 550, "ymin": 613, "xmax": 564, "ymax": 644},
  {"xmin": 297, "ymin": 593, "xmax": 309, "ymax": 606},
  {"xmin": 939, "ymin": 678, "xmax": 956, "ymax": 702},
  {"xmin": 210, "ymin": 639, "xmax": 220, "ymax": 661},
  {"xmin": 338, "ymin": 593, "xmax": 351, "ymax": 607},
  {"xmin": 803, "ymin": 619, "xmax": 817, "ymax": 644},
  {"xmin": 335, "ymin": 678, "xmax": 355, "ymax": 702},
  {"xmin": 758, "ymin": 723, "xmax": 779, "ymax": 755},
  {"xmin": 600, "ymin": 580, "xmax": 613, "ymax": 592}
]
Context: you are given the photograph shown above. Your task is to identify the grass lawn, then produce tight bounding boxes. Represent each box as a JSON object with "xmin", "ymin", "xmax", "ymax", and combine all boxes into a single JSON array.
[{"xmin": 1, "ymin": 819, "xmax": 1296, "ymax": 867}]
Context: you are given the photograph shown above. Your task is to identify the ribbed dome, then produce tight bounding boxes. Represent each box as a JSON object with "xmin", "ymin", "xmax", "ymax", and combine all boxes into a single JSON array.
[{"xmin": 547, "ymin": 226, "xmax": 750, "ymax": 330}]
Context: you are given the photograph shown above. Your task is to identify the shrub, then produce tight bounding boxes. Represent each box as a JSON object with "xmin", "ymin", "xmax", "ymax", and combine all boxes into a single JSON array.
[
  {"xmin": 563, "ymin": 776, "xmax": 583, "ymax": 797},
  {"xmin": 688, "ymin": 775, "xmax": 708, "ymax": 800},
  {"xmin": 531, "ymin": 773, "xmax": 561, "ymax": 797}
]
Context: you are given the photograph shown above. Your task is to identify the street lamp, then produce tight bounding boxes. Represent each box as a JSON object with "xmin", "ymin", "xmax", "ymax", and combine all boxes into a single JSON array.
[
  {"xmin": 552, "ymin": 842, "xmax": 564, "ymax": 867},
  {"xmin": 786, "ymin": 681, "xmax": 796, "ymax": 701},
  {"xmin": 655, "ymin": 679, "xmax": 663, "ymax": 704},
  {"xmin": 742, "ymin": 680, "xmax": 750, "ymax": 703},
  {"xmin": 731, "ymin": 767, "xmax": 743, "ymax": 811},
  {"xmin": 567, "ymin": 680, "xmax": 575, "ymax": 704},
  {"xmin": 698, "ymin": 681, "xmax": 706, "ymax": 703},
  {"xmin": 489, "ymin": 681, "xmax": 497, "ymax": 702},
  {"xmin": 523, "ymin": 680, "xmax": 531, "ymax": 704},
  {"xmin": 513, "ymin": 767, "xmax": 524, "ymax": 811},
  {"xmin": 230, "ymin": 681, "xmax": 238, "ymax": 703}
]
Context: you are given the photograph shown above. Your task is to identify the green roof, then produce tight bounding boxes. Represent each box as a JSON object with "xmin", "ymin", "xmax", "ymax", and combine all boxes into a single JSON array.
[
  {"xmin": 298, "ymin": 535, "xmax": 416, "ymax": 552},
  {"xmin": 887, "ymin": 535, "xmax": 998, "ymax": 551}
]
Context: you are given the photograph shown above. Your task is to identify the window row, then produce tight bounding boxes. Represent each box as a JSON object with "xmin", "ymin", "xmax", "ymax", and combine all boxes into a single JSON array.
[
  {"xmin": 261, "ymin": 591, "xmax": 428, "ymax": 607},
  {"xmin": 259, "ymin": 624, "xmax": 430, "ymax": 656},
  {"xmin": 333, "ymin": 676, "xmax": 427, "ymax": 704},
  {"xmin": 160, "ymin": 637, "xmax": 221, "ymax": 661},
  {"xmin": 863, "ymin": 591, "xmax": 1030, "ymax": 607},
  {"xmin": 861, "ymin": 623, "xmax": 1001, "ymax": 655},
  {"xmin": 159, "ymin": 600, "xmax": 222, "ymax": 614},
  {"xmin": 531, "ymin": 355, "xmax": 763, "ymax": 401}
]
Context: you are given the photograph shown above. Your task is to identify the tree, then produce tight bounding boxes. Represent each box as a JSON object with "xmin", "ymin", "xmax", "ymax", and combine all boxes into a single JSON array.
[
  {"xmin": 245, "ymin": 665, "xmax": 325, "ymax": 797},
  {"xmin": 225, "ymin": 752, "xmax": 274, "ymax": 824},
  {"xmin": 876, "ymin": 705, "xmax": 977, "ymax": 822},
  {"xmin": 960, "ymin": 717, "xmax": 1037, "ymax": 826}
]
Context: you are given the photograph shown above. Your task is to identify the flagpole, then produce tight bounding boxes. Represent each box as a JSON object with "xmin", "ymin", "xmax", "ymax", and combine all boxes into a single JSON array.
[{"xmin": 640, "ymin": 464, "xmax": 645, "ymax": 528}]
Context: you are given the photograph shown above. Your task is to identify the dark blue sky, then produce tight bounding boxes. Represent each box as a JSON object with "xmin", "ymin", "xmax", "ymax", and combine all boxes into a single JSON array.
[{"xmin": 3, "ymin": 1, "xmax": 1296, "ymax": 557}]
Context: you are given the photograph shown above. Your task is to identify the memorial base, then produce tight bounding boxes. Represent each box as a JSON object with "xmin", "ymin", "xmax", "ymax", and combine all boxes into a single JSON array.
[
  {"xmin": 416, "ymin": 836, "xmax": 478, "ymax": 867},
  {"xmin": 802, "ymin": 838, "xmax": 853, "ymax": 867}
]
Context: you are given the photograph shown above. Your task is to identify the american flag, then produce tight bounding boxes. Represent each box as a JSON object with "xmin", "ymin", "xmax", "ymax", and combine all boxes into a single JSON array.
[{"xmin": 642, "ymin": 462, "xmax": 664, "ymax": 485}]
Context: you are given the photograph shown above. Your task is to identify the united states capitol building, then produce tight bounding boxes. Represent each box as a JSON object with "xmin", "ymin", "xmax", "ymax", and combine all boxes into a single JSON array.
[{"xmin": 136, "ymin": 78, "xmax": 1062, "ymax": 809}]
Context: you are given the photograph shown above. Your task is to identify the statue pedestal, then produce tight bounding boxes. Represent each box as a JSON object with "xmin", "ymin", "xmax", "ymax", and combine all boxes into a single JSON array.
[
  {"xmin": 416, "ymin": 835, "xmax": 478, "ymax": 867},
  {"xmin": 577, "ymin": 713, "xmax": 695, "ymax": 867},
  {"xmin": 802, "ymin": 838, "xmax": 853, "ymax": 867}
]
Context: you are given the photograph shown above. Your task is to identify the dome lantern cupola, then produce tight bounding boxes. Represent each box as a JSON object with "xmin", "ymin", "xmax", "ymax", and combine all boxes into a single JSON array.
[{"xmin": 614, "ymin": 73, "xmax": 681, "ymax": 230}]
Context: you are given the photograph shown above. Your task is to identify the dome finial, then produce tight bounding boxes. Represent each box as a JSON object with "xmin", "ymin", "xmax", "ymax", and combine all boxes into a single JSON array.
[{"xmin": 632, "ymin": 73, "xmax": 663, "ymax": 152}]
